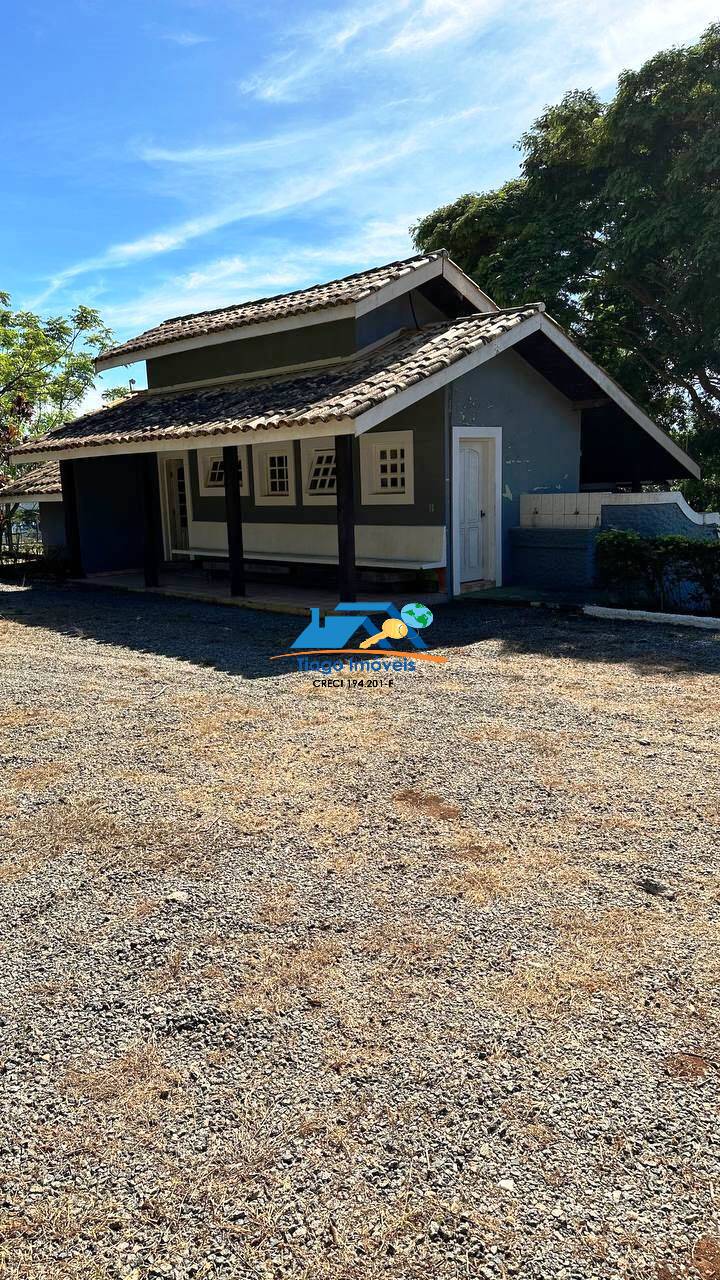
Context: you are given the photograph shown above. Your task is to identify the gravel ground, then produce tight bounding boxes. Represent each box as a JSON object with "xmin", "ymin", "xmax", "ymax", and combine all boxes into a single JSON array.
[{"xmin": 0, "ymin": 581, "xmax": 719, "ymax": 1280}]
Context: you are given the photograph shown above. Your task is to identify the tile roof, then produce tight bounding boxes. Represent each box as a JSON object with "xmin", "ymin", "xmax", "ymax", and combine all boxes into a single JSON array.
[
  {"xmin": 15, "ymin": 310, "xmax": 540, "ymax": 459},
  {"xmin": 99, "ymin": 252, "xmax": 450, "ymax": 366},
  {"xmin": 0, "ymin": 462, "xmax": 61, "ymax": 499}
]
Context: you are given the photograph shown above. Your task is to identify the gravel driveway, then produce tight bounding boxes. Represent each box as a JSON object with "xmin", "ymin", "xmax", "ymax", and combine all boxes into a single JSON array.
[{"xmin": 1, "ymin": 582, "xmax": 718, "ymax": 1280}]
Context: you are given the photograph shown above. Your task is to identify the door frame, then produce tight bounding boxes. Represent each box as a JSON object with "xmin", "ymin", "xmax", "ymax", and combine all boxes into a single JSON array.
[
  {"xmin": 159, "ymin": 452, "xmax": 192, "ymax": 560},
  {"xmin": 451, "ymin": 426, "xmax": 502, "ymax": 596}
]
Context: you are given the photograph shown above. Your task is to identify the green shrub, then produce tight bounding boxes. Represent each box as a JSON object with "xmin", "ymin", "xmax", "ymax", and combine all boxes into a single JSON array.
[{"xmin": 595, "ymin": 530, "xmax": 720, "ymax": 615}]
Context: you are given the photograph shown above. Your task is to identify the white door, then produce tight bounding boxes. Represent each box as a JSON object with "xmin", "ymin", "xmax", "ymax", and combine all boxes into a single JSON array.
[{"xmin": 459, "ymin": 439, "xmax": 493, "ymax": 584}]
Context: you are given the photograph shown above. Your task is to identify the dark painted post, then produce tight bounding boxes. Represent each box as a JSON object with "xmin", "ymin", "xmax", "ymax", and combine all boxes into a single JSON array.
[
  {"xmin": 223, "ymin": 444, "xmax": 245, "ymax": 597},
  {"xmin": 335, "ymin": 433, "xmax": 356, "ymax": 602},
  {"xmin": 141, "ymin": 453, "xmax": 162, "ymax": 589},
  {"xmin": 59, "ymin": 459, "xmax": 84, "ymax": 577}
]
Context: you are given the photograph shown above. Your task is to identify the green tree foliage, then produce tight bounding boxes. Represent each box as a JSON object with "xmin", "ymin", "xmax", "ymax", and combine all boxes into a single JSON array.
[
  {"xmin": 413, "ymin": 25, "xmax": 720, "ymax": 507},
  {"xmin": 0, "ymin": 297, "xmax": 112, "ymax": 551}
]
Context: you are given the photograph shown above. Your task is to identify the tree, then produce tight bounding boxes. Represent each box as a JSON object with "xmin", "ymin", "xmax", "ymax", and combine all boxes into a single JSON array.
[
  {"xmin": 0, "ymin": 297, "xmax": 112, "ymax": 553},
  {"xmin": 413, "ymin": 24, "xmax": 720, "ymax": 507}
]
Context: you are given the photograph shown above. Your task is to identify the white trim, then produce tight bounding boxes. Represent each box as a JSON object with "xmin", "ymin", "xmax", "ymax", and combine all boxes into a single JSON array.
[
  {"xmin": 12, "ymin": 419, "xmax": 356, "ymax": 466},
  {"xmin": 354, "ymin": 314, "xmax": 546, "ymax": 434},
  {"xmin": 197, "ymin": 445, "xmax": 249, "ymax": 498},
  {"xmin": 353, "ymin": 310, "xmax": 700, "ymax": 481},
  {"xmin": 300, "ymin": 436, "xmax": 336, "ymax": 507},
  {"xmin": 584, "ymin": 604, "xmax": 720, "ymax": 631},
  {"xmin": 359, "ymin": 429, "xmax": 414, "ymax": 505},
  {"xmin": 251, "ymin": 441, "xmax": 297, "ymax": 506},
  {"xmin": 451, "ymin": 426, "xmax": 503, "ymax": 597},
  {"xmin": 539, "ymin": 316, "xmax": 700, "ymax": 480},
  {"xmin": 1, "ymin": 491, "xmax": 62, "ymax": 504},
  {"xmin": 355, "ymin": 259, "xmax": 441, "ymax": 315},
  {"xmin": 600, "ymin": 490, "xmax": 720, "ymax": 526},
  {"xmin": 94, "ymin": 305, "xmax": 356, "ymax": 371},
  {"xmin": 158, "ymin": 451, "xmax": 192, "ymax": 559},
  {"xmin": 442, "ymin": 257, "xmax": 498, "ymax": 314}
]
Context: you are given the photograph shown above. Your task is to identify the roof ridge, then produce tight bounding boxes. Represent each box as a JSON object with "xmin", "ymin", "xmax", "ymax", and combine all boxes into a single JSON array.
[{"xmin": 135, "ymin": 251, "xmax": 448, "ymax": 333}]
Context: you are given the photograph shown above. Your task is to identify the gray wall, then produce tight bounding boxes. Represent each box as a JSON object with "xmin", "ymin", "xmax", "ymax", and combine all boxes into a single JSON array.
[
  {"xmin": 188, "ymin": 391, "xmax": 446, "ymax": 530},
  {"xmin": 73, "ymin": 456, "xmax": 147, "ymax": 573},
  {"xmin": 450, "ymin": 348, "xmax": 581, "ymax": 573},
  {"xmin": 39, "ymin": 502, "xmax": 66, "ymax": 554}
]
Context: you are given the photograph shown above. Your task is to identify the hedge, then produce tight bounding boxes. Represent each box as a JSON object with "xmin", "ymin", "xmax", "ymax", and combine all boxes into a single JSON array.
[{"xmin": 595, "ymin": 530, "xmax": 720, "ymax": 616}]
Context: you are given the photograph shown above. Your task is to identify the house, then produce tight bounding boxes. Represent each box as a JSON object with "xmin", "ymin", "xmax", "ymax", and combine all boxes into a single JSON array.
[
  {"xmin": 0, "ymin": 462, "xmax": 65, "ymax": 554},
  {"xmin": 6, "ymin": 251, "xmax": 705, "ymax": 599}
]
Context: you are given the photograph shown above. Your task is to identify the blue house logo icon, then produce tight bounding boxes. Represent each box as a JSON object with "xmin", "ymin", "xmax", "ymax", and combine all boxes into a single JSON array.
[{"xmin": 290, "ymin": 602, "xmax": 428, "ymax": 651}]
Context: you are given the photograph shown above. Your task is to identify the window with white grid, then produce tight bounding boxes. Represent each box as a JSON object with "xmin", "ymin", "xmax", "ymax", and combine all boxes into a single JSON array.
[
  {"xmin": 198, "ymin": 448, "xmax": 248, "ymax": 497},
  {"xmin": 359, "ymin": 430, "xmax": 414, "ymax": 505},
  {"xmin": 267, "ymin": 453, "xmax": 289, "ymax": 495},
  {"xmin": 206, "ymin": 457, "xmax": 225, "ymax": 487},
  {"xmin": 308, "ymin": 450, "xmax": 336, "ymax": 494},
  {"xmin": 375, "ymin": 443, "xmax": 405, "ymax": 493},
  {"xmin": 252, "ymin": 443, "xmax": 296, "ymax": 505},
  {"xmin": 300, "ymin": 437, "xmax": 336, "ymax": 506}
]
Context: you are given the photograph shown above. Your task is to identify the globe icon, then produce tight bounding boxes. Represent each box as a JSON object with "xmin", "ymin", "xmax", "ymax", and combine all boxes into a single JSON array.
[{"xmin": 400, "ymin": 602, "xmax": 434, "ymax": 630}]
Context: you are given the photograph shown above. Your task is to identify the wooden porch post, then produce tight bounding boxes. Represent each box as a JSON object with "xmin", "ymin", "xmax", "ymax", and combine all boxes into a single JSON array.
[
  {"xmin": 335, "ymin": 433, "xmax": 356, "ymax": 602},
  {"xmin": 223, "ymin": 444, "xmax": 246, "ymax": 597},
  {"xmin": 141, "ymin": 453, "xmax": 162, "ymax": 589},
  {"xmin": 59, "ymin": 460, "xmax": 84, "ymax": 578}
]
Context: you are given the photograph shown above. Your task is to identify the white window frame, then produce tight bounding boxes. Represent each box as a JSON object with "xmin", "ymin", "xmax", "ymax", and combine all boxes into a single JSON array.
[
  {"xmin": 300, "ymin": 436, "xmax": 337, "ymax": 507},
  {"xmin": 359, "ymin": 429, "xmax": 414, "ymax": 506},
  {"xmin": 198, "ymin": 446, "xmax": 249, "ymax": 498},
  {"xmin": 252, "ymin": 442, "xmax": 297, "ymax": 507}
]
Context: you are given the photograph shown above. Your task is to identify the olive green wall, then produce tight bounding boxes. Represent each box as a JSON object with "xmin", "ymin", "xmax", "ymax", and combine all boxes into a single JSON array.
[
  {"xmin": 146, "ymin": 289, "xmax": 454, "ymax": 391},
  {"xmin": 146, "ymin": 318, "xmax": 357, "ymax": 389},
  {"xmin": 187, "ymin": 390, "xmax": 446, "ymax": 529}
]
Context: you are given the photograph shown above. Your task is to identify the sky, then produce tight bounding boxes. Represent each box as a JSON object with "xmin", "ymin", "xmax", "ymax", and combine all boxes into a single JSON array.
[{"xmin": 2, "ymin": 0, "xmax": 717, "ymax": 404}]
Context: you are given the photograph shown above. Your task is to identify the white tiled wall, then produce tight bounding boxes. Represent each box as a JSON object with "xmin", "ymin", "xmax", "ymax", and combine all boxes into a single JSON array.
[{"xmin": 520, "ymin": 492, "xmax": 607, "ymax": 529}]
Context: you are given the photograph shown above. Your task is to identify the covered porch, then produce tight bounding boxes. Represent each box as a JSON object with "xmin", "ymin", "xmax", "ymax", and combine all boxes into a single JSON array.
[
  {"xmin": 59, "ymin": 434, "xmax": 368, "ymax": 603},
  {"xmin": 77, "ymin": 565, "xmax": 446, "ymax": 615}
]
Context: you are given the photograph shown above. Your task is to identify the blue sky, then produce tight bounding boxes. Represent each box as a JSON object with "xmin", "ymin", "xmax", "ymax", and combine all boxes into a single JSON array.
[{"xmin": 2, "ymin": 0, "xmax": 717, "ymax": 403}]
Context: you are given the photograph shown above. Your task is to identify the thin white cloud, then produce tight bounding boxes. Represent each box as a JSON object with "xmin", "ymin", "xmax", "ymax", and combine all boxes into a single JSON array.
[
  {"xmin": 34, "ymin": 107, "xmax": 471, "ymax": 305},
  {"xmin": 32, "ymin": 0, "xmax": 718, "ymax": 330},
  {"xmin": 162, "ymin": 31, "xmax": 212, "ymax": 46},
  {"xmin": 102, "ymin": 218, "xmax": 414, "ymax": 334},
  {"xmin": 383, "ymin": 0, "xmax": 502, "ymax": 53}
]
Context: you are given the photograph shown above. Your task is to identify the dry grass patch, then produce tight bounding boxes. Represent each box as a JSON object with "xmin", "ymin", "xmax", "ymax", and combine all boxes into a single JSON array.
[
  {"xmin": 256, "ymin": 883, "xmax": 297, "ymax": 925},
  {"xmin": 442, "ymin": 839, "xmax": 585, "ymax": 907},
  {"xmin": 9, "ymin": 761, "xmax": 70, "ymax": 793},
  {"xmin": 65, "ymin": 1040, "xmax": 184, "ymax": 1113},
  {"xmin": 231, "ymin": 938, "xmax": 345, "ymax": 1015}
]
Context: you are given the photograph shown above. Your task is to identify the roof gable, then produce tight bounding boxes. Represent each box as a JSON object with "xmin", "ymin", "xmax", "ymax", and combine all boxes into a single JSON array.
[
  {"xmin": 95, "ymin": 252, "xmax": 497, "ymax": 371},
  {"xmin": 0, "ymin": 461, "xmax": 62, "ymax": 501}
]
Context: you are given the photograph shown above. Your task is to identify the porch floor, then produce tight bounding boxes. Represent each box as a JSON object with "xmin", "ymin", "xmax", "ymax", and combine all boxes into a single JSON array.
[{"xmin": 79, "ymin": 568, "xmax": 447, "ymax": 616}]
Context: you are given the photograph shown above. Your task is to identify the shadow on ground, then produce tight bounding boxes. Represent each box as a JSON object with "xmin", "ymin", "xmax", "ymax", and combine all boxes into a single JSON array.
[{"xmin": 1, "ymin": 580, "xmax": 719, "ymax": 681}]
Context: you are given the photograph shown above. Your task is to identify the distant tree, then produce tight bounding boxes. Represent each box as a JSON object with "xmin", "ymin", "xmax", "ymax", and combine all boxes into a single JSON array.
[
  {"xmin": 101, "ymin": 384, "xmax": 132, "ymax": 407},
  {"xmin": 0, "ymin": 297, "xmax": 112, "ymax": 552},
  {"xmin": 413, "ymin": 25, "xmax": 720, "ymax": 508}
]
